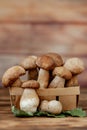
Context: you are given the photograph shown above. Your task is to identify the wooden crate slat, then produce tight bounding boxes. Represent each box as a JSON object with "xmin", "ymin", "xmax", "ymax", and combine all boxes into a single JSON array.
[{"xmin": 9, "ymin": 86, "xmax": 80, "ymax": 96}]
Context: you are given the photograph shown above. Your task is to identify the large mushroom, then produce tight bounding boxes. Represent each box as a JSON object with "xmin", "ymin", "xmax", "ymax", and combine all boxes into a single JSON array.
[
  {"xmin": 20, "ymin": 56, "xmax": 38, "ymax": 80},
  {"xmin": 36, "ymin": 55, "xmax": 55, "ymax": 88},
  {"xmin": 64, "ymin": 58, "xmax": 85, "ymax": 74},
  {"xmin": 2, "ymin": 66, "xmax": 25, "ymax": 109},
  {"xmin": 48, "ymin": 66, "xmax": 72, "ymax": 88},
  {"xmin": 2, "ymin": 66, "xmax": 25, "ymax": 87},
  {"xmin": 20, "ymin": 80, "xmax": 40, "ymax": 113}
]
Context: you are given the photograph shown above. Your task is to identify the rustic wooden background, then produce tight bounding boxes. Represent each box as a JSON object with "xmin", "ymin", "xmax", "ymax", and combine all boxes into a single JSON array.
[{"xmin": 0, "ymin": 0, "xmax": 87, "ymax": 87}]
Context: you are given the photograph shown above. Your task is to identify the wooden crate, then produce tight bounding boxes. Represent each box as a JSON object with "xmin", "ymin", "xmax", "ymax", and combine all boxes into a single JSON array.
[{"xmin": 9, "ymin": 86, "xmax": 80, "ymax": 111}]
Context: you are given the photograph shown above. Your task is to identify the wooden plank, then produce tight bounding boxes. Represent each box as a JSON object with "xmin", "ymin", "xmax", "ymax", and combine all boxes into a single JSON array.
[
  {"xmin": 9, "ymin": 86, "xmax": 80, "ymax": 96},
  {"xmin": 59, "ymin": 95, "xmax": 77, "ymax": 110},
  {"xmin": 37, "ymin": 87, "xmax": 80, "ymax": 96},
  {"xmin": 0, "ymin": 0, "xmax": 87, "ymax": 23},
  {"xmin": 0, "ymin": 24, "xmax": 87, "ymax": 56}
]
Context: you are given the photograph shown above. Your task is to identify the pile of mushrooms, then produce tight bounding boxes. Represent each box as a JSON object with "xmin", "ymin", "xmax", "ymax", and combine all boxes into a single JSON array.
[{"xmin": 2, "ymin": 53, "xmax": 85, "ymax": 114}]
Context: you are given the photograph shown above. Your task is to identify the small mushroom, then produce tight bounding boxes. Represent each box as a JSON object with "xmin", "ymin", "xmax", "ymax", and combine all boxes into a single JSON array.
[
  {"xmin": 40, "ymin": 100, "xmax": 62, "ymax": 114},
  {"xmin": 20, "ymin": 56, "xmax": 38, "ymax": 80},
  {"xmin": 48, "ymin": 66, "xmax": 72, "ymax": 88},
  {"xmin": 66, "ymin": 76, "xmax": 79, "ymax": 87},
  {"xmin": 52, "ymin": 66, "xmax": 72, "ymax": 80},
  {"xmin": 2, "ymin": 66, "xmax": 25, "ymax": 87},
  {"xmin": 64, "ymin": 58, "xmax": 85, "ymax": 74},
  {"xmin": 20, "ymin": 80, "xmax": 40, "ymax": 113},
  {"xmin": 36, "ymin": 55, "xmax": 55, "ymax": 88},
  {"xmin": 46, "ymin": 52, "xmax": 63, "ymax": 67}
]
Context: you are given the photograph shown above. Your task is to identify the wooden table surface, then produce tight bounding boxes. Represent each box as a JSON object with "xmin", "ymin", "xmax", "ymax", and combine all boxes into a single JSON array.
[{"xmin": 0, "ymin": 87, "xmax": 87, "ymax": 130}]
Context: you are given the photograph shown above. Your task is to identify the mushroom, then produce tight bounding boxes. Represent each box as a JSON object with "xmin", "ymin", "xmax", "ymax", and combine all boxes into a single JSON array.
[
  {"xmin": 66, "ymin": 76, "xmax": 79, "ymax": 87},
  {"xmin": 40, "ymin": 100, "xmax": 62, "ymax": 114},
  {"xmin": 64, "ymin": 58, "xmax": 85, "ymax": 74},
  {"xmin": 46, "ymin": 52, "xmax": 63, "ymax": 67},
  {"xmin": 2, "ymin": 66, "xmax": 25, "ymax": 87},
  {"xmin": 36, "ymin": 55, "xmax": 55, "ymax": 89},
  {"xmin": 2, "ymin": 68, "xmax": 24, "ymax": 109},
  {"xmin": 20, "ymin": 56, "xmax": 38, "ymax": 80},
  {"xmin": 48, "ymin": 66, "xmax": 72, "ymax": 88},
  {"xmin": 20, "ymin": 80, "xmax": 40, "ymax": 113},
  {"xmin": 52, "ymin": 66, "xmax": 72, "ymax": 80}
]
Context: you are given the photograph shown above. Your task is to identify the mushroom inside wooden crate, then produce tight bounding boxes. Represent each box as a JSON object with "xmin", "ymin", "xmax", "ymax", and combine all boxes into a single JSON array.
[{"xmin": 2, "ymin": 52, "xmax": 85, "ymax": 115}]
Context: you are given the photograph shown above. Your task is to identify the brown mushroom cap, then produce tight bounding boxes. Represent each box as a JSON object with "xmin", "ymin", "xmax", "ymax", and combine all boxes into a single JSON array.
[
  {"xmin": 64, "ymin": 58, "xmax": 85, "ymax": 74},
  {"xmin": 46, "ymin": 53, "xmax": 63, "ymax": 67},
  {"xmin": 20, "ymin": 56, "xmax": 37, "ymax": 70},
  {"xmin": 21, "ymin": 80, "xmax": 40, "ymax": 89},
  {"xmin": 36, "ymin": 55, "xmax": 55, "ymax": 70},
  {"xmin": 52, "ymin": 66, "xmax": 72, "ymax": 80},
  {"xmin": 2, "ymin": 66, "xmax": 25, "ymax": 87}
]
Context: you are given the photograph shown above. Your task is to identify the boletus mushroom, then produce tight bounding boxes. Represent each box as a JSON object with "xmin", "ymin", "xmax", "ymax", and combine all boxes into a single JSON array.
[
  {"xmin": 64, "ymin": 58, "xmax": 85, "ymax": 74},
  {"xmin": 40, "ymin": 100, "xmax": 62, "ymax": 114},
  {"xmin": 36, "ymin": 55, "xmax": 55, "ymax": 88},
  {"xmin": 20, "ymin": 80, "xmax": 40, "ymax": 113},
  {"xmin": 20, "ymin": 56, "xmax": 38, "ymax": 80},
  {"xmin": 2, "ymin": 66, "xmax": 25, "ymax": 87},
  {"xmin": 48, "ymin": 66, "xmax": 72, "ymax": 88}
]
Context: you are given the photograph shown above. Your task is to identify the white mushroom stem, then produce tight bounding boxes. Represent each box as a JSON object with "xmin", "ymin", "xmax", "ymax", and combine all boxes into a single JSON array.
[
  {"xmin": 38, "ymin": 68, "xmax": 49, "ymax": 89},
  {"xmin": 28, "ymin": 68, "xmax": 38, "ymax": 80},
  {"xmin": 48, "ymin": 76, "xmax": 65, "ymax": 88},
  {"xmin": 20, "ymin": 89, "xmax": 39, "ymax": 113}
]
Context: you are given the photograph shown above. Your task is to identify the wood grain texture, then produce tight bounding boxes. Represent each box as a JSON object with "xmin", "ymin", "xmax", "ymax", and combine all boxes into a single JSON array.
[
  {"xmin": 30, "ymin": 24, "xmax": 87, "ymax": 56},
  {"xmin": 9, "ymin": 86, "xmax": 80, "ymax": 96},
  {"xmin": 0, "ymin": 88, "xmax": 87, "ymax": 130},
  {"xmin": 0, "ymin": 0, "xmax": 87, "ymax": 23},
  {"xmin": 0, "ymin": 24, "xmax": 87, "ymax": 56},
  {"xmin": 0, "ymin": 24, "xmax": 31, "ymax": 54}
]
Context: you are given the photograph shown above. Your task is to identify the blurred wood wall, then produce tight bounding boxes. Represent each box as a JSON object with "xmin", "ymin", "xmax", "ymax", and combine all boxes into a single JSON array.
[{"xmin": 0, "ymin": 0, "xmax": 87, "ymax": 87}]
